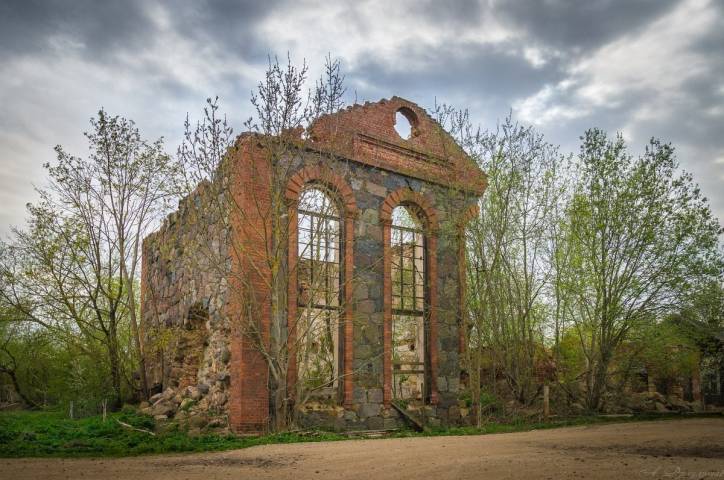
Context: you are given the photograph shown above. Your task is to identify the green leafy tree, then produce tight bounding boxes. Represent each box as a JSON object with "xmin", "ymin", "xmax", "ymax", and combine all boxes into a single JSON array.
[
  {"xmin": 563, "ymin": 129, "xmax": 722, "ymax": 411},
  {"xmin": 48, "ymin": 111, "xmax": 179, "ymax": 398},
  {"xmin": 434, "ymin": 107, "xmax": 569, "ymax": 420},
  {"xmin": 0, "ymin": 206, "xmax": 131, "ymax": 407},
  {"xmin": 0, "ymin": 111, "xmax": 178, "ymax": 407}
]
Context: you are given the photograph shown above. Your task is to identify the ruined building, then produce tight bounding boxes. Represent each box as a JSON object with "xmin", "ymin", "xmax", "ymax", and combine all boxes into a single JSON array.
[{"xmin": 141, "ymin": 97, "xmax": 487, "ymax": 433}]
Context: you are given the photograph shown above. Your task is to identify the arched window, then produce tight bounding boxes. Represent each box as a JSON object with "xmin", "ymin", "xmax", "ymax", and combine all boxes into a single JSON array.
[
  {"xmin": 296, "ymin": 187, "xmax": 342, "ymax": 394},
  {"xmin": 391, "ymin": 205, "xmax": 427, "ymax": 402}
]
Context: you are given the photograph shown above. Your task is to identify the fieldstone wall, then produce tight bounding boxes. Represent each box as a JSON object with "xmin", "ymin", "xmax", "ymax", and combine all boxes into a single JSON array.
[
  {"xmin": 141, "ymin": 180, "xmax": 233, "ymax": 433},
  {"xmin": 288, "ymin": 153, "xmax": 475, "ymax": 430}
]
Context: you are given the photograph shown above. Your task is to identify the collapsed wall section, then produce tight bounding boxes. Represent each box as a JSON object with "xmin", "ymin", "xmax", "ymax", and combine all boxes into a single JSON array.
[{"xmin": 140, "ymin": 180, "xmax": 232, "ymax": 430}]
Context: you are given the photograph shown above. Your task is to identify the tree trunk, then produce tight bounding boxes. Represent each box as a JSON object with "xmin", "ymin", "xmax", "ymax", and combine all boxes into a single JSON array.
[
  {"xmin": 472, "ymin": 341, "xmax": 482, "ymax": 428},
  {"xmin": 121, "ymin": 261, "xmax": 149, "ymax": 400},
  {"xmin": 0, "ymin": 366, "xmax": 39, "ymax": 409},
  {"xmin": 108, "ymin": 317, "xmax": 123, "ymax": 409},
  {"xmin": 586, "ymin": 354, "xmax": 611, "ymax": 412}
]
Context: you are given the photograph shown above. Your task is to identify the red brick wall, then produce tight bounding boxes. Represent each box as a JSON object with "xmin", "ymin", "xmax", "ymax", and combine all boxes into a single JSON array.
[
  {"xmin": 308, "ymin": 97, "xmax": 486, "ymax": 196},
  {"xmin": 226, "ymin": 137, "xmax": 272, "ymax": 433}
]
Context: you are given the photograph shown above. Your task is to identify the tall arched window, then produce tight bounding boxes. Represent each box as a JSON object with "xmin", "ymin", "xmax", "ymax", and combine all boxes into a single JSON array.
[
  {"xmin": 391, "ymin": 205, "xmax": 427, "ymax": 402},
  {"xmin": 296, "ymin": 187, "xmax": 342, "ymax": 394}
]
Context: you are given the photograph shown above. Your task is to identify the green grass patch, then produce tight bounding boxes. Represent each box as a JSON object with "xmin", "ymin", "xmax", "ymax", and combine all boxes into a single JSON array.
[
  {"xmin": 0, "ymin": 409, "xmax": 346, "ymax": 458},
  {"xmin": 0, "ymin": 409, "xmax": 719, "ymax": 458},
  {"xmin": 392, "ymin": 412, "xmax": 723, "ymax": 439}
]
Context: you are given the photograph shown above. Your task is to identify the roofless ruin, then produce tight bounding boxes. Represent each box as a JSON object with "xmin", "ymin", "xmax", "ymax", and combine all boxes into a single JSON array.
[{"xmin": 141, "ymin": 97, "xmax": 487, "ymax": 433}]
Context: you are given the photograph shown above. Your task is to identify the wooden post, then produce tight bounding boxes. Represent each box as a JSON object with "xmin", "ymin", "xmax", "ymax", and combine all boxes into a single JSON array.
[
  {"xmin": 69, "ymin": 401, "xmax": 74, "ymax": 420},
  {"xmin": 543, "ymin": 385, "xmax": 550, "ymax": 421}
]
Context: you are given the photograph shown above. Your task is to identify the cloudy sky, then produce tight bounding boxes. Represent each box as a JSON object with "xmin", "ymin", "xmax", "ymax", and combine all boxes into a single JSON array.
[{"xmin": 1, "ymin": 0, "xmax": 723, "ymax": 236}]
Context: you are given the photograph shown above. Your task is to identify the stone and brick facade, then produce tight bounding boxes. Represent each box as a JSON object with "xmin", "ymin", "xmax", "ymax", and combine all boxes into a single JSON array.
[{"xmin": 141, "ymin": 97, "xmax": 487, "ymax": 433}]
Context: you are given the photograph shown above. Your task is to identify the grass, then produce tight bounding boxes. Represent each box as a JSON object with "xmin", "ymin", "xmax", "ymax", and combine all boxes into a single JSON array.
[
  {"xmin": 0, "ymin": 408, "xmax": 345, "ymax": 458},
  {"xmin": 0, "ymin": 408, "xmax": 719, "ymax": 458},
  {"xmin": 392, "ymin": 412, "xmax": 716, "ymax": 438}
]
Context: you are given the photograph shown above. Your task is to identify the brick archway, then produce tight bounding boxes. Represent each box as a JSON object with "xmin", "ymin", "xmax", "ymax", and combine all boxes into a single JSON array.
[
  {"xmin": 379, "ymin": 188, "xmax": 439, "ymax": 406},
  {"xmin": 285, "ymin": 165, "xmax": 358, "ymax": 215},
  {"xmin": 379, "ymin": 188, "xmax": 438, "ymax": 231},
  {"xmin": 285, "ymin": 165, "xmax": 357, "ymax": 408}
]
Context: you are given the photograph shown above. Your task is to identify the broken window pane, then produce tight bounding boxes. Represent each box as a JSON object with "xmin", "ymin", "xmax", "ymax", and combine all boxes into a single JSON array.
[
  {"xmin": 297, "ymin": 187, "xmax": 341, "ymax": 394},
  {"xmin": 391, "ymin": 205, "xmax": 426, "ymax": 402}
]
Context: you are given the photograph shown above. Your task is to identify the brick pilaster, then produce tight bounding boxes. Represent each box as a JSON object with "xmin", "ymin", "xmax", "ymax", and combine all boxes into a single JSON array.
[{"xmin": 227, "ymin": 139, "xmax": 272, "ymax": 434}]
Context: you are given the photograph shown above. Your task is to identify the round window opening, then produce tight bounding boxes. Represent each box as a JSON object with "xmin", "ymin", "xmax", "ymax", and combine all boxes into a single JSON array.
[{"xmin": 394, "ymin": 108, "xmax": 415, "ymax": 140}]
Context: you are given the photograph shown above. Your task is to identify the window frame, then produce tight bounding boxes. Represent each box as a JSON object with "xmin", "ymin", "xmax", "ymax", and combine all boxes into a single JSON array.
[
  {"xmin": 380, "ymin": 188, "xmax": 439, "ymax": 407},
  {"xmin": 285, "ymin": 166, "xmax": 357, "ymax": 409},
  {"xmin": 390, "ymin": 207, "xmax": 429, "ymax": 403},
  {"xmin": 296, "ymin": 186, "xmax": 344, "ymax": 395}
]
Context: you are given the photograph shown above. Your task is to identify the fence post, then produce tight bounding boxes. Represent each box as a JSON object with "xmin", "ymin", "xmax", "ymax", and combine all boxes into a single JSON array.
[
  {"xmin": 543, "ymin": 385, "xmax": 550, "ymax": 421},
  {"xmin": 69, "ymin": 401, "xmax": 74, "ymax": 420}
]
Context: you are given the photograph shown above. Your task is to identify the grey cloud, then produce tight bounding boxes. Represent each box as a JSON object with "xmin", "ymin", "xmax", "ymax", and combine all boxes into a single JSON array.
[
  {"xmin": 413, "ymin": 0, "xmax": 485, "ymax": 28},
  {"xmin": 0, "ymin": 0, "xmax": 154, "ymax": 61},
  {"xmin": 0, "ymin": 0, "xmax": 281, "ymax": 65},
  {"xmin": 0, "ymin": 0, "xmax": 722, "ymax": 235},
  {"xmin": 349, "ymin": 41, "xmax": 565, "ymax": 105},
  {"xmin": 690, "ymin": 3, "xmax": 724, "ymax": 59},
  {"xmin": 159, "ymin": 0, "xmax": 282, "ymax": 63},
  {"xmin": 495, "ymin": 0, "xmax": 681, "ymax": 53}
]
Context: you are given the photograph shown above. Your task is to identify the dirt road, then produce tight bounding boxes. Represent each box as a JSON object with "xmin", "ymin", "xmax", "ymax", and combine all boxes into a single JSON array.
[{"xmin": 3, "ymin": 418, "xmax": 724, "ymax": 480}]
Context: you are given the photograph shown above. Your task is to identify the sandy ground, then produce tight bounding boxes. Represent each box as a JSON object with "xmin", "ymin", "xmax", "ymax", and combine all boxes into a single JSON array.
[{"xmin": 3, "ymin": 418, "xmax": 724, "ymax": 480}]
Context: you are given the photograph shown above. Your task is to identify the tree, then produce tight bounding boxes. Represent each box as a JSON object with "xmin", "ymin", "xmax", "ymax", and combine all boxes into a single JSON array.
[
  {"xmin": 0, "ymin": 203, "xmax": 130, "ymax": 407},
  {"xmin": 433, "ymin": 107, "xmax": 568, "ymax": 422},
  {"xmin": 0, "ymin": 310, "xmax": 42, "ymax": 408},
  {"xmin": 0, "ymin": 204, "xmax": 127, "ymax": 405},
  {"xmin": 0, "ymin": 111, "xmax": 178, "ymax": 406},
  {"xmin": 563, "ymin": 129, "xmax": 722, "ymax": 411},
  {"xmin": 677, "ymin": 279, "xmax": 724, "ymax": 352},
  {"xmin": 48, "ymin": 111, "xmax": 179, "ymax": 399}
]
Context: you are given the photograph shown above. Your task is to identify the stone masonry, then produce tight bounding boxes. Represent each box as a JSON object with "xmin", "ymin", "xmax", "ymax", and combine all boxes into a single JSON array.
[{"xmin": 141, "ymin": 97, "xmax": 487, "ymax": 433}]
